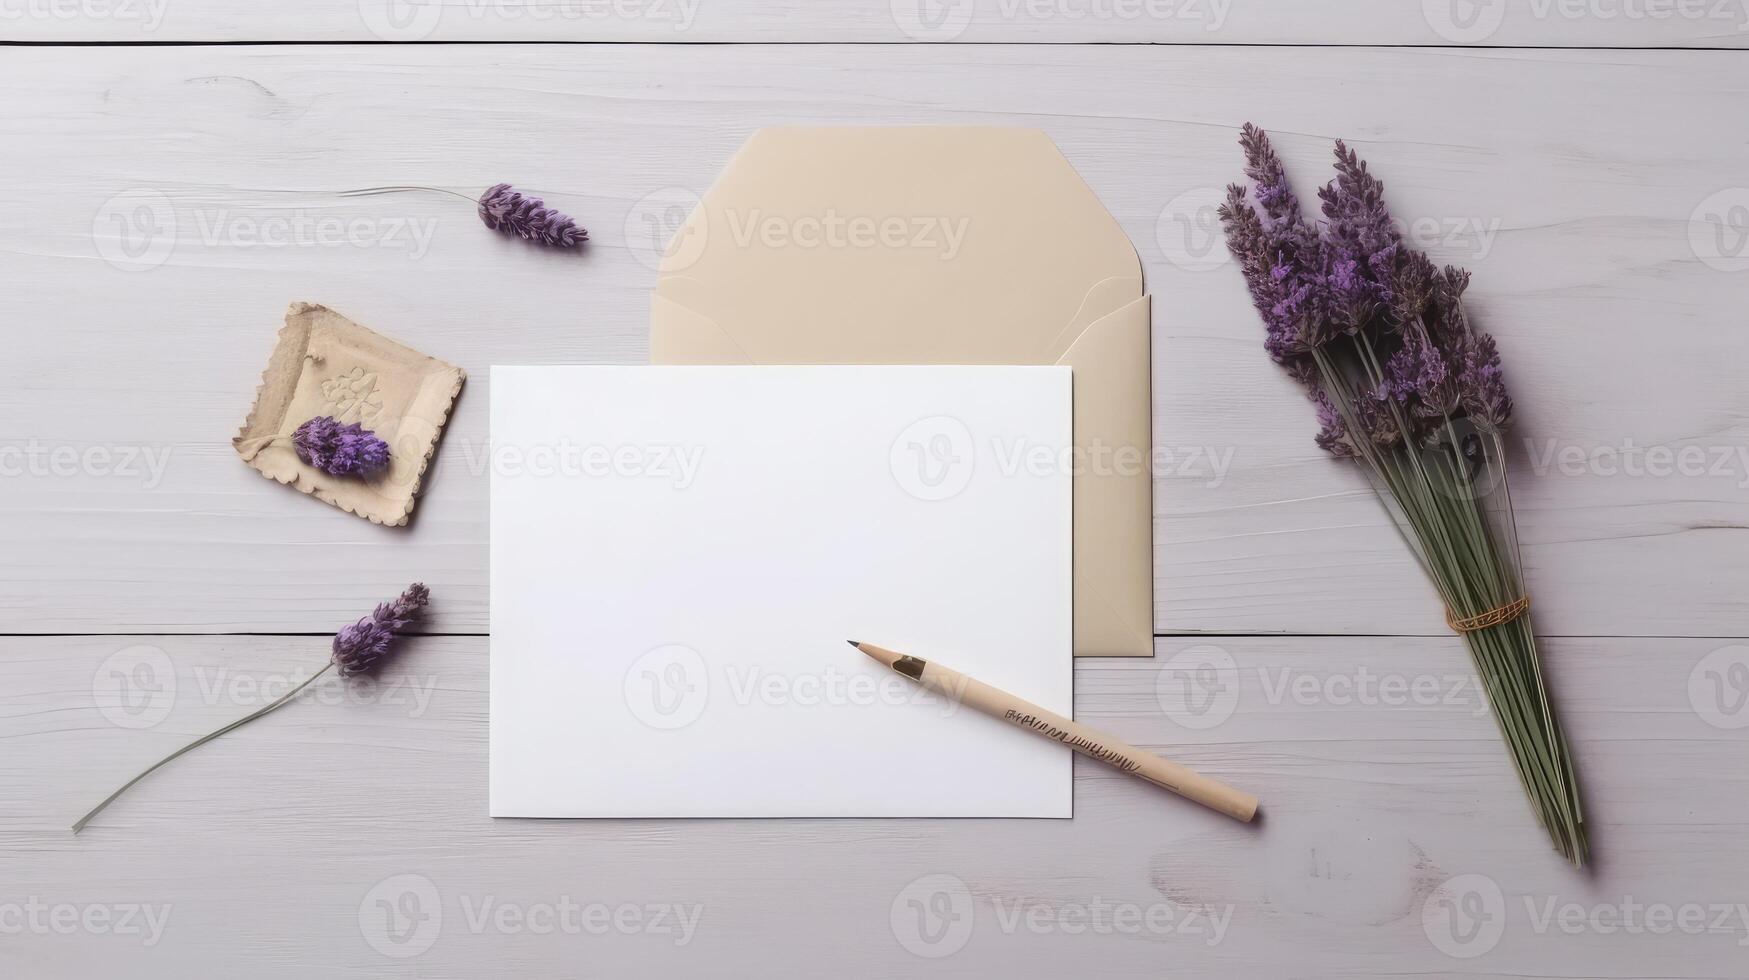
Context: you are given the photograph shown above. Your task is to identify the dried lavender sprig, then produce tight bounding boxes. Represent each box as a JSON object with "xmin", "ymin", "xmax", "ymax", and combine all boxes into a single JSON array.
[
  {"xmin": 477, "ymin": 183, "xmax": 588, "ymax": 249},
  {"xmin": 293, "ymin": 415, "xmax": 391, "ymax": 477},
  {"xmin": 72, "ymin": 585, "xmax": 430, "ymax": 833}
]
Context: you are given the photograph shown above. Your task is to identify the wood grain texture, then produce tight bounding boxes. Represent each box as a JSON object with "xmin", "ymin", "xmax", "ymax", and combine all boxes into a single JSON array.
[
  {"xmin": 2, "ymin": 44, "xmax": 1746, "ymax": 637},
  {"xmin": 5, "ymin": 0, "xmax": 1749, "ymax": 44},
  {"xmin": 5, "ymin": 633, "xmax": 1744, "ymax": 978}
]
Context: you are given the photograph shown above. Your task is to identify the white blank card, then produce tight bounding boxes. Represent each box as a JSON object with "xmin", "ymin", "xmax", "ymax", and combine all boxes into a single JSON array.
[{"xmin": 489, "ymin": 366, "xmax": 1072, "ymax": 817}]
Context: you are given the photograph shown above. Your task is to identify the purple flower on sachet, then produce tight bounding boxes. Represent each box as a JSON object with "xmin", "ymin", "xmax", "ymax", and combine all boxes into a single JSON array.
[{"xmin": 293, "ymin": 416, "xmax": 390, "ymax": 477}]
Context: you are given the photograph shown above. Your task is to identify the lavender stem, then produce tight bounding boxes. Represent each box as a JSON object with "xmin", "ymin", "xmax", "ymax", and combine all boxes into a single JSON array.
[{"xmin": 71, "ymin": 662, "xmax": 335, "ymax": 834}]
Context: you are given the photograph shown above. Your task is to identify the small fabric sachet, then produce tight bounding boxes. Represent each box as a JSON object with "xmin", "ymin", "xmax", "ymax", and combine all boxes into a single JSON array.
[{"xmin": 234, "ymin": 302, "xmax": 464, "ymax": 526}]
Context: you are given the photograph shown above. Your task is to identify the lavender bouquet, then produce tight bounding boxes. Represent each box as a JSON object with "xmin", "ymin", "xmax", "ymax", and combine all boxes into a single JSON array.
[{"xmin": 1219, "ymin": 125, "xmax": 1586, "ymax": 864}]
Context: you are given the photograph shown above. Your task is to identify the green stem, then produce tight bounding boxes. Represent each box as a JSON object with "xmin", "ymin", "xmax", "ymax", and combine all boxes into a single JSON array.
[{"xmin": 72, "ymin": 662, "xmax": 336, "ymax": 833}]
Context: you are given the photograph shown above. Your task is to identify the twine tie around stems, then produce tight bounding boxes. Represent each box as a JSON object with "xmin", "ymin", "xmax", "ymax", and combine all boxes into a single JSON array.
[{"xmin": 1446, "ymin": 595, "xmax": 1531, "ymax": 634}]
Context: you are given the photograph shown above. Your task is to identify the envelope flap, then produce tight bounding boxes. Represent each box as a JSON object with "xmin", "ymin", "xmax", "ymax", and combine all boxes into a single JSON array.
[
  {"xmin": 654, "ymin": 128, "xmax": 1142, "ymax": 363},
  {"xmin": 650, "ymin": 287, "xmax": 754, "ymax": 365}
]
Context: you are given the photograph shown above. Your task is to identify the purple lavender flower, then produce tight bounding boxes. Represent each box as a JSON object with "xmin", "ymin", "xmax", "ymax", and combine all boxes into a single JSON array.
[
  {"xmin": 1221, "ymin": 124, "xmax": 1514, "ymax": 453},
  {"xmin": 1317, "ymin": 141, "xmax": 1400, "ymax": 333},
  {"xmin": 1309, "ymin": 383, "xmax": 1356, "ymax": 458},
  {"xmin": 1220, "ymin": 126, "xmax": 1332, "ymax": 362},
  {"xmin": 293, "ymin": 416, "xmax": 390, "ymax": 477},
  {"xmin": 332, "ymin": 583, "xmax": 431, "ymax": 677},
  {"xmin": 477, "ymin": 183, "xmax": 588, "ymax": 249},
  {"xmin": 1457, "ymin": 332, "xmax": 1513, "ymax": 432}
]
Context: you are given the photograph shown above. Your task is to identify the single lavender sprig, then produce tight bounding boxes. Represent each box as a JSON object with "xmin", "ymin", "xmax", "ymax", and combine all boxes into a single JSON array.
[
  {"xmin": 333, "ymin": 583, "xmax": 431, "ymax": 677},
  {"xmin": 477, "ymin": 183, "xmax": 588, "ymax": 249},
  {"xmin": 72, "ymin": 585, "xmax": 430, "ymax": 833},
  {"xmin": 293, "ymin": 416, "xmax": 391, "ymax": 477}
]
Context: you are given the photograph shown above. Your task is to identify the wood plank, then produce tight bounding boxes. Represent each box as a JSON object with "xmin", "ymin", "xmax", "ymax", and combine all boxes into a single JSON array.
[
  {"xmin": 4, "ymin": 0, "xmax": 1749, "ymax": 45},
  {"xmin": 5, "ymin": 633, "xmax": 1743, "ymax": 978},
  {"xmin": 1, "ymin": 44, "xmax": 1745, "ymax": 636}
]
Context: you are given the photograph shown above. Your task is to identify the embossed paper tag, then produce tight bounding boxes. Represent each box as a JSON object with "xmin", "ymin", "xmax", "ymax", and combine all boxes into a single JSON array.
[{"xmin": 234, "ymin": 302, "xmax": 465, "ymax": 526}]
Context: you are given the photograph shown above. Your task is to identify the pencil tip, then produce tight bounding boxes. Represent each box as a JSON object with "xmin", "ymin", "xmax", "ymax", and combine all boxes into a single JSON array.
[{"xmin": 846, "ymin": 640, "xmax": 861, "ymax": 649}]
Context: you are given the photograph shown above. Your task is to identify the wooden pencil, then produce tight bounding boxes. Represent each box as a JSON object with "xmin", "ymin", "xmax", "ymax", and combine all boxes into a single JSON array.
[{"xmin": 852, "ymin": 641, "xmax": 1259, "ymax": 822}]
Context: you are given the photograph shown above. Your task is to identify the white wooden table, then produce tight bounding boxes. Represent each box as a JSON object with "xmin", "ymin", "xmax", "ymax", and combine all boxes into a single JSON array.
[{"xmin": 4, "ymin": 8, "xmax": 1747, "ymax": 978}]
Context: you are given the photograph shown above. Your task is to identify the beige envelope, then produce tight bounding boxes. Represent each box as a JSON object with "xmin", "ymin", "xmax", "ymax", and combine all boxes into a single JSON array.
[{"xmin": 651, "ymin": 127, "xmax": 1153, "ymax": 656}]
